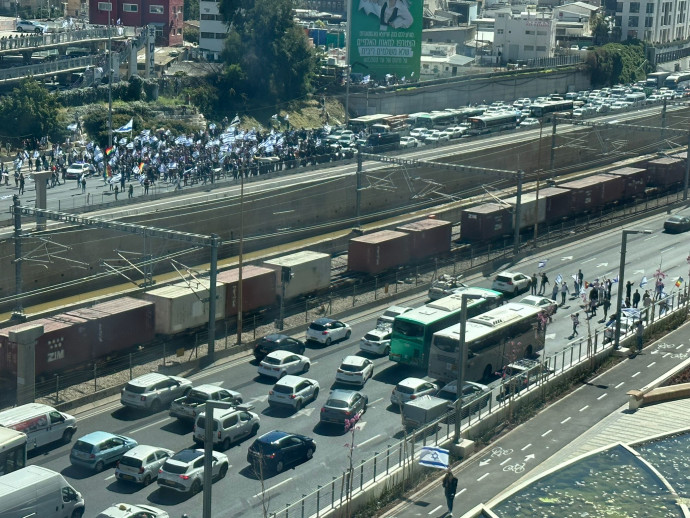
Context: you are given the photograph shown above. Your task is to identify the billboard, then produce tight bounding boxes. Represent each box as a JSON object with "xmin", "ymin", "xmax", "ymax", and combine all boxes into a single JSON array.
[{"xmin": 348, "ymin": 0, "xmax": 423, "ymax": 81}]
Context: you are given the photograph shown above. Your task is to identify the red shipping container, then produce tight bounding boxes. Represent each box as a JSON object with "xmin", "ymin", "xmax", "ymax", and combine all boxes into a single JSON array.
[
  {"xmin": 603, "ymin": 167, "xmax": 649, "ymax": 199},
  {"xmin": 461, "ymin": 203, "xmax": 511, "ymax": 241},
  {"xmin": 348, "ymin": 230, "xmax": 410, "ymax": 274},
  {"xmin": 648, "ymin": 158, "xmax": 685, "ymax": 189},
  {"xmin": 559, "ymin": 176, "xmax": 609, "ymax": 213},
  {"xmin": 538, "ymin": 187, "xmax": 572, "ymax": 222},
  {"xmin": 217, "ymin": 266, "xmax": 277, "ymax": 317},
  {"xmin": 396, "ymin": 219, "xmax": 452, "ymax": 261}
]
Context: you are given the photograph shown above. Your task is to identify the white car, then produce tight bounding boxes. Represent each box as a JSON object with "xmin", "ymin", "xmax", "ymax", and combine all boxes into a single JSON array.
[
  {"xmin": 258, "ymin": 351, "xmax": 311, "ymax": 379},
  {"xmin": 400, "ymin": 136, "xmax": 419, "ymax": 148},
  {"xmin": 491, "ymin": 271, "xmax": 532, "ymax": 296},
  {"xmin": 306, "ymin": 318, "xmax": 351, "ymax": 345},
  {"xmin": 437, "ymin": 131, "xmax": 452, "ymax": 142},
  {"xmin": 157, "ymin": 449, "xmax": 229, "ymax": 494},
  {"xmin": 193, "ymin": 406, "xmax": 260, "ymax": 448},
  {"xmin": 446, "ymin": 126, "xmax": 467, "ymax": 138},
  {"xmin": 390, "ymin": 378, "xmax": 438, "ymax": 407},
  {"xmin": 336, "ymin": 356, "xmax": 374, "ymax": 387},
  {"xmin": 16, "ymin": 19, "xmax": 46, "ymax": 33},
  {"xmin": 268, "ymin": 375, "xmax": 320, "ymax": 410},
  {"xmin": 520, "ymin": 118, "xmax": 540, "ymax": 127},
  {"xmin": 65, "ymin": 162, "xmax": 96, "ymax": 180},
  {"xmin": 409, "ymin": 127, "xmax": 429, "ymax": 138},
  {"xmin": 120, "ymin": 373, "xmax": 193, "ymax": 412},
  {"xmin": 360, "ymin": 325, "xmax": 392, "ymax": 356},
  {"xmin": 519, "ymin": 295, "xmax": 558, "ymax": 314},
  {"xmin": 96, "ymin": 503, "xmax": 169, "ymax": 518},
  {"xmin": 115, "ymin": 445, "xmax": 174, "ymax": 486}
]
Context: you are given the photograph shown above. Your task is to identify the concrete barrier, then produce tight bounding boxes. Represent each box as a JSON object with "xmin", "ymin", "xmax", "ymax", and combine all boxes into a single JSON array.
[{"xmin": 628, "ymin": 383, "xmax": 690, "ymax": 410}]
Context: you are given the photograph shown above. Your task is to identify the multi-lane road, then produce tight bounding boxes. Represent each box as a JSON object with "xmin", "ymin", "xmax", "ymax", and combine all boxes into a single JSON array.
[{"xmin": 24, "ymin": 205, "xmax": 690, "ymax": 517}]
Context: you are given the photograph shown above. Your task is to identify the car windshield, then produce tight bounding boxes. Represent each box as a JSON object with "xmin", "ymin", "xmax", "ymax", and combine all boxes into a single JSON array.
[
  {"xmin": 195, "ymin": 416, "xmax": 218, "ymax": 431},
  {"xmin": 364, "ymin": 333, "xmax": 382, "ymax": 342},
  {"xmin": 436, "ymin": 389, "xmax": 456, "ymax": 402},
  {"xmin": 252, "ymin": 441, "xmax": 278, "ymax": 455},
  {"xmin": 395, "ymin": 385, "xmax": 416, "ymax": 394},
  {"xmin": 72, "ymin": 440, "xmax": 93, "ymax": 453},
  {"xmin": 162, "ymin": 461, "xmax": 189, "ymax": 474},
  {"xmin": 118, "ymin": 456, "xmax": 142, "ymax": 468},
  {"xmin": 340, "ymin": 364, "xmax": 363, "ymax": 372},
  {"xmin": 496, "ymin": 276, "xmax": 512, "ymax": 283},
  {"xmin": 309, "ymin": 323, "xmax": 327, "ymax": 331},
  {"xmin": 325, "ymin": 399, "xmax": 348, "ymax": 408},
  {"xmin": 272, "ymin": 385, "xmax": 293, "ymax": 394},
  {"xmin": 124, "ymin": 383, "xmax": 146, "ymax": 394}
]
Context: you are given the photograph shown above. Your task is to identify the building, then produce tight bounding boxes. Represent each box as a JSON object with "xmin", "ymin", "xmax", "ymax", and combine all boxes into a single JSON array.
[
  {"xmin": 420, "ymin": 41, "xmax": 475, "ymax": 78},
  {"xmin": 88, "ymin": 0, "xmax": 184, "ymax": 46},
  {"xmin": 554, "ymin": 1, "xmax": 599, "ymax": 45},
  {"xmin": 198, "ymin": 0, "xmax": 227, "ymax": 61},
  {"xmin": 493, "ymin": 9, "xmax": 556, "ymax": 63},
  {"xmin": 616, "ymin": 0, "xmax": 689, "ymax": 43}
]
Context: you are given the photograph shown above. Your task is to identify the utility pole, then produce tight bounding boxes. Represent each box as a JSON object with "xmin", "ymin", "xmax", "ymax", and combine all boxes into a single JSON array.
[
  {"xmin": 12, "ymin": 195, "xmax": 23, "ymax": 320},
  {"xmin": 549, "ymin": 116, "xmax": 557, "ymax": 173},
  {"xmin": 207, "ymin": 234, "xmax": 219, "ymax": 363},
  {"xmin": 356, "ymin": 151, "xmax": 362, "ymax": 228},
  {"xmin": 513, "ymin": 170, "xmax": 523, "ymax": 257},
  {"xmin": 455, "ymin": 293, "xmax": 482, "ymax": 440},
  {"xmin": 684, "ymin": 131, "xmax": 690, "ymax": 201},
  {"xmin": 236, "ymin": 171, "xmax": 244, "ymax": 345}
]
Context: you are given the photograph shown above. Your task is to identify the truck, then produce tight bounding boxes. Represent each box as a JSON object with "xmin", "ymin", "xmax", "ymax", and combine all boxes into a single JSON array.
[
  {"xmin": 496, "ymin": 359, "xmax": 552, "ymax": 402},
  {"xmin": 401, "ymin": 396, "xmax": 450, "ymax": 429},
  {"xmin": 0, "ymin": 465, "xmax": 85, "ymax": 518},
  {"xmin": 169, "ymin": 384, "xmax": 243, "ymax": 421},
  {"xmin": 428, "ymin": 275, "xmax": 467, "ymax": 301}
]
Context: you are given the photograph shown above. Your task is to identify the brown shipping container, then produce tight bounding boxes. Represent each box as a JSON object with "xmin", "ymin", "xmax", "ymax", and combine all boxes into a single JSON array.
[
  {"xmin": 538, "ymin": 187, "xmax": 571, "ymax": 222},
  {"xmin": 592, "ymin": 173, "xmax": 625, "ymax": 205},
  {"xmin": 396, "ymin": 219, "xmax": 452, "ymax": 261},
  {"xmin": 66, "ymin": 297, "xmax": 156, "ymax": 360},
  {"xmin": 460, "ymin": 203, "xmax": 511, "ymax": 241},
  {"xmin": 217, "ymin": 265, "xmax": 277, "ymax": 317},
  {"xmin": 648, "ymin": 158, "xmax": 685, "ymax": 189},
  {"xmin": 348, "ymin": 230, "xmax": 410, "ymax": 274},
  {"xmin": 603, "ymin": 167, "xmax": 649, "ymax": 199},
  {"xmin": 559, "ymin": 176, "xmax": 607, "ymax": 213}
]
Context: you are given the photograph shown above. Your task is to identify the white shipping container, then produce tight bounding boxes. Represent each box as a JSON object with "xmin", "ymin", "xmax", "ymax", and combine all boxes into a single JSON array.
[
  {"xmin": 143, "ymin": 280, "xmax": 227, "ymax": 334},
  {"xmin": 503, "ymin": 192, "xmax": 546, "ymax": 230},
  {"xmin": 264, "ymin": 251, "xmax": 331, "ymax": 299}
]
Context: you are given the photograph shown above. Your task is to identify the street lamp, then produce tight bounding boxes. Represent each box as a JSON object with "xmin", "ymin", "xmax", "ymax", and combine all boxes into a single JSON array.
[
  {"xmin": 455, "ymin": 293, "xmax": 483, "ymax": 440},
  {"xmin": 614, "ymin": 229, "xmax": 652, "ymax": 350},
  {"xmin": 533, "ymin": 119, "xmax": 544, "ymax": 247}
]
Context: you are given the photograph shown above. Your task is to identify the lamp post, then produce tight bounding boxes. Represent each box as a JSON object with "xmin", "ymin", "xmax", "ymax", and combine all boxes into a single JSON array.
[
  {"xmin": 236, "ymin": 170, "xmax": 244, "ymax": 346},
  {"xmin": 203, "ymin": 401, "xmax": 238, "ymax": 518},
  {"xmin": 455, "ymin": 293, "xmax": 483, "ymax": 440},
  {"xmin": 533, "ymin": 120, "xmax": 544, "ymax": 248},
  {"xmin": 614, "ymin": 229, "xmax": 651, "ymax": 350}
]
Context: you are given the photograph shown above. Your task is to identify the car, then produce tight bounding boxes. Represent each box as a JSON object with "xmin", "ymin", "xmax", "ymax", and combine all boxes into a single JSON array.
[
  {"xmin": 169, "ymin": 384, "xmax": 243, "ymax": 421},
  {"xmin": 157, "ymin": 449, "xmax": 229, "ymax": 494},
  {"xmin": 378, "ymin": 305, "xmax": 414, "ymax": 325},
  {"xmin": 268, "ymin": 375, "xmax": 319, "ymax": 410},
  {"xmin": 16, "ymin": 19, "xmax": 46, "ymax": 33},
  {"xmin": 115, "ymin": 445, "xmax": 174, "ymax": 486},
  {"xmin": 335, "ymin": 355, "xmax": 374, "ymax": 386},
  {"xmin": 257, "ymin": 350, "xmax": 310, "ymax": 379},
  {"xmin": 409, "ymin": 127, "xmax": 429, "ymax": 138},
  {"xmin": 121, "ymin": 373, "xmax": 193, "ymax": 412},
  {"xmin": 491, "ymin": 271, "xmax": 532, "ymax": 296},
  {"xmin": 435, "ymin": 380, "xmax": 491, "ymax": 417},
  {"xmin": 320, "ymin": 389, "xmax": 368, "ymax": 425},
  {"xmin": 96, "ymin": 503, "xmax": 169, "ymax": 518},
  {"xmin": 64, "ymin": 162, "xmax": 95, "ymax": 180},
  {"xmin": 497, "ymin": 359, "xmax": 553, "ymax": 401},
  {"xmin": 437, "ymin": 131, "xmax": 451, "ymax": 142},
  {"xmin": 519, "ymin": 295, "xmax": 558, "ymax": 314},
  {"xmin": 428, "ymin": 274, "xmax": 467, "ymax": 300},
  {"xmin": 338, "ymin": 134, "xmax": 356, "ymax": 146},
  {"xmin": 604, "ymin": 308, "xmax": 641, "ymax": 343},
  {"xmin": 70, "ymin": 431, "xmax": 138, "ymax": 472},
  {"xmin": 193, "ymin": 405, "xmax": 260, "ymax": 448},
  {"xmin": 390, "ymin": 378, "xmax": 438, "ymax": 407},
  {"xmin": 664, "ymin": 215, "xmax": 690, "ymax": 233},
  {"xmin": 359, "ymin": 325, "xmax": 392, "ymax": 356},
  {"xmin": 247, "ymin": 430, "xmax": 316, "ymax": 474},
  {"xmin": 400, "ymin": 136, "xmax": 419, "ymax": 148},
  {"xmin": 305, "ymin": 318, "xmax": 351, "ymax": 345},
  {"xmin": 423, "ymin": 130, "xmax": 441, "ymax": 143},
  {"xmin": 446, "ymin": 126, "xmax": 467, "ymax": 138},
  {"xmin": 253, "ymin": 334, "xmax": 306, "ymax": 361}
]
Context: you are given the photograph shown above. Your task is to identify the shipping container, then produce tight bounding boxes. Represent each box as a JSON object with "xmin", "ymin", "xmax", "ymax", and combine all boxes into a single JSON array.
[
  {"xmin": 502, "ymin": 192, "xmax": 546, "ymax": 231},
  {"xmin": 396, "ymin": 219, "xmax": 452, "ymax": 261},
  {"xmin": 603, "ymin": 167, "xmax": 649, "ymax": 199},
  {"xmin": 460, "ymin": 203, "xmax": 512, "ymax": 241},
  {"xmin": 648, "ymin": 157, "xmax": 685, "ymax": 189},
  {"xmin": 264, "ymin": 251, "xmax": 331, "ymax": 299},
  {"xmin": 593, "ymin": 173, "xmax": 626, "ymax": 205},
  {"xmin": 558, "ymin": 176, "xmax": 609, "ymax": 213},
  {"xmin": 538, "ymin": 187, "xmax": 571, "ymax": 222},
  {"xmin": 217, "ymin": 265, "xmax": 277, "ymax": 317},
  {"xmin": 143, "ymin": 281, "xmax": 227, "ymax": 335},
  {"xmin": 347, "ymin": 230, "xmax": 411, "ymax": 274}
]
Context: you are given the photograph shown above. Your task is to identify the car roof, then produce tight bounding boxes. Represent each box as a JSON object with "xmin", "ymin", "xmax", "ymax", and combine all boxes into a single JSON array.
[
  {"xmin": 170, "ymin": 449, "xmax": 204, "ymax": 464},
  {"xmin": 257, "ymin": 430, "xmax": 291, "ymax": 443},
  {"xmin": 97, "ymin": 503, "xmax": 164, "ymax": 518},
  {"xmin": 328, "ymin": 389, "xmax": 359, "ymax": 402},
  {"xmin": 264, "ymin": 350, "xmax": 295, "ymax": 360},
  {"xmin": 122, "ymin": 444, "xmax": 164, "ymax": 459},
  {"xmin": 274, "ymin": 375, "xmax": 314, "ymax": 387},
  {"xmin": 365, "ymin": 327, "xmax": 391, "ymax": 337},
  {"xmin": 397, "ymin": 377, "xmax": 429, "ymax": 388},
  {"xmin": 127, "ymin": 373, "xmax": 170, "ymax": 386},
  {"xmin": 496, "ymin": 271, "xmax": 520, "ymax": 277},
  {"xmin": 77, "ymin": 431, "xmax": 120, "ymax": 444},
  {"xmin": 313, "ymin": 317, "xmax": 335, "ymax": 325},
  {"xmin": 262, "ymin": 333, "xmax": 289, "ymax": 342},
  {"xmin": 341, "ymin": 355, "xmax": 368, "ymax": 366},
  {"xmin": 191, "ymin": 384, "xmax": 225, "ymax": 394}
]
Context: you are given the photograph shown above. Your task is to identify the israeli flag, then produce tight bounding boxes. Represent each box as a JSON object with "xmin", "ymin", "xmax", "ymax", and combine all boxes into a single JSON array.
[
  {"xmin": 640, "ymin": 276, "xmax": 648, "ymax": 288},
  {"xmin": 555, "ymin": 274, "xmax": 562, "ymax": 285},
  {"xmin": 230, "ymin": 115, "xmax": 240, "ymax": 126},
  {"xmin": 419, "ymin": 446, "xmax": 449, "ymax": 469},
  {"xmin": 114, "ymin": 118, "xmax": 133, "ymax": 133},
  {"xmin": 538, "ymin": 259, "xmax": 548, "ymax": 269}
]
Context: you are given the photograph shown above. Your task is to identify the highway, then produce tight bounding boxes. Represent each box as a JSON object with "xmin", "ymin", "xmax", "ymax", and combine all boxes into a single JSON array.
[{"xmin": 25, "ymin": 205, "xmax": 690, "ymax": 517}]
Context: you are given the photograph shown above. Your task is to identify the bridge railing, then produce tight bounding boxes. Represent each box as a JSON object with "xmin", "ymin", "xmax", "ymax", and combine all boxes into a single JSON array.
[{"xmin": 0, "ymin": 55, "xmax": 96, "ymax": 81}]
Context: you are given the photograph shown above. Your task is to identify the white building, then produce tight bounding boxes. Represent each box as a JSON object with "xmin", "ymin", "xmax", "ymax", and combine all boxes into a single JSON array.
[
  {"xmin": 420, "ymin": 42, "xmax": 475, "ymax": 78},
  {"xmin": 616, "ymin": 0, "xmax": 689, "ymax": 43},
  {"xmin": 493, "ymin": 10, "xmax": 556, "ymax": 63},
  {"xmin": 199, "ymin": 0, "xmax": 228, "ymax": 61}
]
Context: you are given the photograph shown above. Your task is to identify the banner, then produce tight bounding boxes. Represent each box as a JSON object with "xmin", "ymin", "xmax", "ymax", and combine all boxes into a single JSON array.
[{"xmin": 419, "ymin": 446, "xmax": 449, "ymax": 469}]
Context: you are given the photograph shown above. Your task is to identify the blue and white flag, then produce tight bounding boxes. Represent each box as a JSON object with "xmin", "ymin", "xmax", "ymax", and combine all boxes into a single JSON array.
[
  {"xmin": 419, "ymin": 446, "xmax": 449, "ymax": 470},
  {"xmin": 230, "ymin": 115, "xmax": 240, "ymax": 126},
  {"xmin": 362, "ymin": 75, "xmax": 370, "ymax": 84},
  {"xmin": 612, "ymin": 275, "xmax": 619, "ymax": 283},
  {"xmin": 114, "ymin": 118, "xmax": 133, "ymax": 133},
  {"xmin": 555, "ymin": 274, "xmax": 562, "ymax": 285},
  {"xmin": 640, "ymin": 276, "xmax": 648, "ymax": 288},
  {"xmin": 538, "ymin": 259, "xmax": 548, "ymax": 269}
]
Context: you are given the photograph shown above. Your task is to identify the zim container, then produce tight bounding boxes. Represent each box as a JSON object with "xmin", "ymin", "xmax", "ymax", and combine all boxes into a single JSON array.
[
  {"xmin": 264, "ymin": 251, "xmax": 331, "ymax": 299},
  {"xmin": 460, "ymin": 203, "xmax": 512, "ymax": 241},
  {"xmin": 217, "ymin": 265, "xmax": 277, "ymax": 317},
  {"xmin": 396, "ymin": 218, "xmax": 452, "ymax": 261},
  {"xmin": 347, "ymin": 230, "xmax": 410, "ymax": 275}
]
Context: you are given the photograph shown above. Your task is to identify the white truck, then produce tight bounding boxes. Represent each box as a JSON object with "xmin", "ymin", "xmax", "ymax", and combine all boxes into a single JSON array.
[{"xmin": 0, "ymin": 465, "xmax": 85, "ymax": 518}]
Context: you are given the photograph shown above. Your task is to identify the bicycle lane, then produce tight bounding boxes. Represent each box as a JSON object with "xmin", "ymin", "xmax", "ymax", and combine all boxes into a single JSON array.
[{"xmin": 382, "ymin": 322, "xmax": 690, "ymax": 517}]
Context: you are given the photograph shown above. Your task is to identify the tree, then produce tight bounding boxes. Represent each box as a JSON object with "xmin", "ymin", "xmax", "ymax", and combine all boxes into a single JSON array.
[
  {"xmin": 585, "ymin": 41, "xmax": 649, "ymax": 87},
  {"xmin": 184, "ymin": 0, "xmax": 199, "ymax": 24},
  {"xmin": 0, "ymin": 78, "xmax": 62, "ymax": 146}
]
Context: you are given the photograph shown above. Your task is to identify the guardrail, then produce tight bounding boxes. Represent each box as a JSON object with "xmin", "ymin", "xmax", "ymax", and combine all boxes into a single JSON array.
[{"xmin": 0, "ymin": 55, "xmax": 96, "ymax": 81}]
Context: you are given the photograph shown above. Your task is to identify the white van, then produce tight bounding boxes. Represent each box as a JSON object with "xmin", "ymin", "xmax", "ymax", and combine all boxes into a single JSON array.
[
  {"xmin": 0, "ymin": 465, "xmax": 85, "ymax": 518},
  {"xmin": 0, "ymin": 403, "xmax": 77, "ymax": 451}
]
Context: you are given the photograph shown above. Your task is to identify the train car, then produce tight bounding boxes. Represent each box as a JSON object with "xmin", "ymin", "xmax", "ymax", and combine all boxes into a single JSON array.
[
  {"xmin": 557, "ymin": 175, "xmax": 614, "ymax": 213},
  {"xmin": 396, "ymin": 218, "xmax": 452, "ymax": 262},
  {"xmin": 502, "ymin": 192, "xmax": 546, "ymax": 230},
  {"xmin": 217, "ymin": 265, "xmax": 277, "ymax": 317},
  {"xmin": 538, "ymin": 187, "xmax": 572, "ymax": 222},
  {"xmin": 264, "ymin": 251, "xmax": 331, "ymax": 299},
  {"xmin": 348, "ymin": 230, "xmax": 411, "ymax": 274},
  {"xmin": 460, "ymin": 203, "xmax": 512, "ymax": 242},
  {"xmin": 602, "ymin": 167, "xmax": 649, "ymax": 199},
  {"xmin": 647, "ymin": 157, "xmax": 685, "ymax": 190}
]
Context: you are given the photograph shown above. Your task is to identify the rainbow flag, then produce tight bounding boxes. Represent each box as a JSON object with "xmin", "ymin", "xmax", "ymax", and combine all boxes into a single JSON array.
[
  {"xmin": 138, "ymin": 162, "xmax": 144, "ymax": 173},
  {"xmin": 105, "ymin": 146, "xmax": 113, "ymax": 156},
  {"xmin": 676, "ymin": 277, "xmax": 683, "ymax": 288}
]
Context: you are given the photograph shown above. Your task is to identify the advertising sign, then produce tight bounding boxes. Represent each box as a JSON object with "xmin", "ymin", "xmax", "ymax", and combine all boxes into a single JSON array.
[{"xmin": 348, "ymin": 0, "xmax": 423, "ymax": 81}]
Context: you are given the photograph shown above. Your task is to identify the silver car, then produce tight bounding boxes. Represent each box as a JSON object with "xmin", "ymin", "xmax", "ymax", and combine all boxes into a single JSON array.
[
  {"xmin": 115, "ymin": 445, "xmax": 174, "ymax": 486},
  {"xmin": 120, "ymin": 373, "xmax": 193, "ymax": 412},
  {"xmin": 390, "ymin": 378, "xmax": 438, "ymax": 407},
  {"xmin": 157, "ymin": 449, "xmax": 229, "ymax": 494},
  {"xmin": 268, "ymin": 375, "xmax": 320, "ymax": 410}
]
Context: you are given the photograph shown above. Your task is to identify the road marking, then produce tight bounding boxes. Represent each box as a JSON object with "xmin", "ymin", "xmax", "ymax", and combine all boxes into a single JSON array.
[
  {"xmin": 663, "ymin": 353, "xmax": 671, "ymax": 358},
  {"xmin": 500, "ymin": 457, "xmax": 511, "ymax": 466},
  {"xmin": 477, "ymin": 473, "xmax": 489, "ymax": 481},
  {"xmin": 579, "ymin": 405, "xmax": 589, "ymax": 412},
  {"xmin": 104, "ymin": 474, "xmax": 115, "ymax": 481},
  {"xmin": 632, "ymin": 371, "xmax": 640, "ymax": 378},
  {"xmin": 253, "ymin": 477, "xmax": 293, "ymax": 498},
  {"xmin": 615, "ymin": 382, "xmax": 625, "ymax": 389},
  {"xmin": 130, "ymin": 416, "xmax": 170, "ymax": 434},
  {"xmin": 358, "ymin": 434, "xmax": 381, "ymax": 447},
  {"xmin": 597, "ymin": 393, "xmax": 607, "ymax": 400},
  {"xmin": 677, "ymin": 344, "xmax": 685, "ymax": 349},
  {"xmin": 582, "ymin": 257, "xmax": 597, "ymax": 263},
  {"xmin": 458, "ymin": 488, "xmax": 467, "ymax": 496},
  {"xmin": 369, "ymin": 397, "xmax": 383, "ymax": 406},
  {"xmin": 644, "ymin": 235, "xmax": 658, "ymax": 241},
  {"xmin": 560, "ymin": 417, "xmax": 571, "ymax": 424},
  {"xmin": 541, "ymin": 429, "xmax": 552, "ymax": 437},
  {"xmin": 428, "ymin": 505, "xmax": 442, "ymax": 515},
  {"xmin": 660, "ymin": 246, "xmax": 675, "ymax": 253},
  {"xmin": 521, "ymin": 443, "xmax": 532, "ymax": 451},
  {"xmin": 648, "ymin": 362, "xmax": 656, "ymax": 368}
]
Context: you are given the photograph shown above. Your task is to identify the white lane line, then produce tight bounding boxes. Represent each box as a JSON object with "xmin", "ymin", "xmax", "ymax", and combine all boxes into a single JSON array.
[
  {"xmin": 660, "ymin": 245, "xmax": 675, "ymax": 252},
  {"xmin": 253, "ymin": 477, "xmax": 293, "ymax": 498},
  {"xmin": 597, "ymin": 393, "xmax": 607, "ymax": 400},
  {"xmin": 579, "ymin": 405, "xmax": 589, "ymax": 412},
  {"xmin": 500, "ymin": 457, "xmax": 512, "ymax": 466},
  {"xmin": 368, "ymin": 397, "xmax": 383, "ymax": 406},
  {"xmin": 130, "ymin": 417, "xmax": 170, "ymax": 434},
  {"xmin": 582, "ymin": 258, "xmax": 597, "ymax": 263},
  {"xmin": 663, "ymin": 353, "xmax": 671, "ymax": 358},
  {"xmin": 104, "ymin": 474, "xmax": 115, "ymax": 481},
  {"xmin": 632, "ymin": 371, "xmax": 640, "ymax": 378},
  {"xmin": 648, "ymin": 362, "xmax": 656, "ymax": 368},
  {"xmin": 429, "ymin": 505, "xmax": 443, "ymax": 515},
  {"xmin": 615, "ymin": 382, "xmax": 625, "ymax": 389},
  {"xmin": 477, "ymin": 473, "xmax": 489, "ymax": 481},
  {"xmin": 677, "ymin": 344, "xmax": 684, "ymax": 349},
  {"xmin": 521, "ymin": 443, "xmax": 532, "ymax": 451},
  {"xmin": 560, "ymin": 417, "xmax": 571, "ymax": 424},
  {"xmin": 541, "ymin": 429, "xmax": 552, "ymax": 437},
  {"xmin": 457, "ymin": 488, "xmax": 467, "ymax": 496},
  {"xmin": 644, "ymin": 235, "xmax": 658, "ymax": 241},
  {"xmin": 358, "ymin": 434, "xmax": 381, "ymax": 448}
]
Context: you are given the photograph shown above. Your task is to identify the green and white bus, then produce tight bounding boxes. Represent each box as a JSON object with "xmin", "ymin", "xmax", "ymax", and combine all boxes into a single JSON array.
[
  {"xmin": 427, "ymin": 302, "xmax": 544, "ymax": 382},
  {"xmin": 389, "ymin": 288, "xmax": 504, "ymax": 368}
]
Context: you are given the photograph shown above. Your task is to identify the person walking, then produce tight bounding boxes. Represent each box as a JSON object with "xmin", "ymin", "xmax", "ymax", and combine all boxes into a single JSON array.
[
  {"xmin": 571, "ymin": 312, "xmax": 580, "ymax": 338},
  {"xmin": 144, "ymin": 177, "xmax": 150, "ymax": 195},
  {"xmin": 442, "ymin": 468, "xmax": 458, "ymax": 515},
  {"xmin": 18, "ymin": 173, "xmax": 24, "ymax": 195},
  {"xmin": 539, "ymin": 272, "xmax": 550, "ymax": 296},
  {"xmin": 632, "ymin": 289, "xmax": 641, "ymax": 308},
  {"xmin": 560, "ymin": 281, "xmax": 569, "ymax": 306},
  {"xmin": 602, "ymin": 297, "xmax": 611, "ymax": 320},
  {"xmin": 577, "ymin": 269, "xmax": 584, "ymax": 293},
  {"xmin": 642, "ymin": 290, "xmax": 652, "ymax": 321},
  {"xmin": 551, "ymin": 282, "xmax": 559, "ymax": 302},
  {"xmin": 114, "ymin": 185, "xmax": 119, "ymax": 200},
  {"xmin": 531, "ymin": 273, "xmax": 538, "ymax": 295},
  {"xmin": 625, "ymin": 281, "xmax": 633, "ymax": 302},
  {"xmin": 81, "ymin": 176, "xmax": 86, "ymax": 193},
  {"xmin": 128, "ymin": 183, "xmax": 134, "ymax": 199},
  {"xmin": 635, "ymin": 320, "xmax": 644, "ymax": 354}
]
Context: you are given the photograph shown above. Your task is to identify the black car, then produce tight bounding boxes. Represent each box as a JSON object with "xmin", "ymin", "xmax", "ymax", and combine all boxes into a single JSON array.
[
  {"xmin": 247, "ymin": 430, "xmax": 315, "ymax": 474},
  {"xmin": 253, "ymin": 334, "xmax": 306, "ymax": 361},
  {"xmin": 664, "ymin": 215, "xmax": 690, "ymax": 233}
]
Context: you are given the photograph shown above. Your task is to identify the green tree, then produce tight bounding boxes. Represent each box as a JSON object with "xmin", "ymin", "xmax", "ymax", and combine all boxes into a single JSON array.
[
  {"xmin": 0, "ymin": 78, "xmax": 62, "ymax": 145},
  {"xmin": 184, "ymin": 25, "xmax": 199, "ymax": 45},
  {"xmin": 585, "ymin": 41, "xmax": 649, "ymax": 87},
  {"xmin": 184, "ymin": 0, "xmax": 199, "ymax": 23}
]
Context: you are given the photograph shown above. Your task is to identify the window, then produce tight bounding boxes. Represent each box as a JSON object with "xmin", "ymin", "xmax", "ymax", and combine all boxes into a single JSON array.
[
  {"xmin": 616, "ymin": 2, "xmax": 623, "ymax": 12},
  {"xmin": 525, "ymin": 29, "xmax": 535, "ymax": 35},
  {"xmin": 200, "ymin": 32, "xmax": 214, "ymax": 39},
  {"xmin": 122, "ymin": 3, "xmax": 138, "ymax": 11},
  {"xmin": 215, "ymin": 32, "xmax": 226, "ymax": 38},
  {"xmin": 536, "ymin": 45, "xmax": 546, "ymax": 51},
  {"xmin": 629, "ymin": 2, "xmax": 640, "ymax": 13},
  {"xmin": 646, "ymin": 3, "xmax": 654, "ymax": 12},
  {"xmin": 537, "ymin": 30, "xmax": 546, "ymax": 35},
  {"xmin": 629, "ymin": 16, "xmax": 639, "ymax": 27},
  {"xmin": 524, "ymin": 45, "xmax": 534, "ymax": 51},
  {"xmin": 177, "ymin": 28, "xmax": 182, "ymax": 34},
  {"xmin": 496, "ymin": 28, "xmax": 504, "ymax": 34},
  {"xmin": 149, "ymin": 4, "xmax": 164, "ymax": 13},
  {"xmin": 97, "ymin": 1, "xmax": 112, "ymax": 11},
  {"xmin": 645, "ymin": 16, "xmax": 653, "ymax": 26}
]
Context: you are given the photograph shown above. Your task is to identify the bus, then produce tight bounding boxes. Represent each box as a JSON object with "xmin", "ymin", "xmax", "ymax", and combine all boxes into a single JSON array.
[
  {"xmin": 427, "ymin": 302, "xmax": 544, "ymax": 382},
  {"xmin": 389, "ymin": 288, "xmax": 504, "ymax": 368},
  {"xmin": 529, "ymin": 100, "xmax": 574, "ymax": 118},
  {"xmin": 663, "ymin": 71, "xmax": 690, "ymax": 90},
  {"xmin": 362, "ymin": 132, "xmax": 401, "ymax": 152},
  {"xmin": 0, "ymin": 427, "xmax": 27, "ymax": 476},
  {"xmin": 406, "ymin": 112, "xmax": 430, "ymax": 127},
  {"xmin": 415, "ymin": 111, "xmax": 460, "ymax": 129},
  {"xmin": 348, "ymin": 114, "xmax": 393, "ymax": 133},
  {"xmin": 645, "ymin": 71, "xmax": 671, "ymax": 89},
  {"xmin": 466, "ymin": 112, "xmax": 519, "ymax": 136}
]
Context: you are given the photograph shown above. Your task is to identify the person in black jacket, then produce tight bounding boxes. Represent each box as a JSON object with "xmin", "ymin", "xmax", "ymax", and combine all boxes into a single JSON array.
[{"xmin": 442, "ymin": 468, "xmax": 458, "ymax": 514}]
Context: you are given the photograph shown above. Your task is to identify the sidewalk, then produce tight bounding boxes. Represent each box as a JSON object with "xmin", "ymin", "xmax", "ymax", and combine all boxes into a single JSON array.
[{"xmin": 381, "ymin": 321, "xmax": 690, "ymax": 518}]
